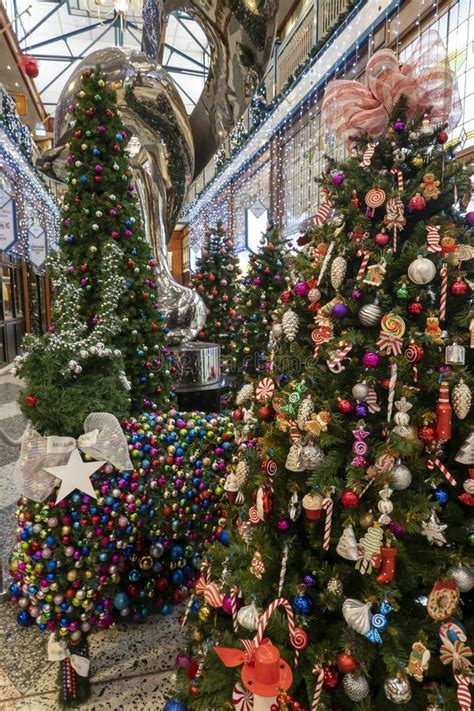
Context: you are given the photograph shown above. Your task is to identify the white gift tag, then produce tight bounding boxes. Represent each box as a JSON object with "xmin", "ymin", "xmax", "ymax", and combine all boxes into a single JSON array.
[{"xmin": 46, "ymin": 436, "xmax": 76, "ymax": 455}]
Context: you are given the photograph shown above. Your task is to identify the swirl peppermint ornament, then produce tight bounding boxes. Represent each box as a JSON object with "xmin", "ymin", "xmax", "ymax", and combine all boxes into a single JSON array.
[
  {"xmin": 290, "ymin": 626, "xmax": 309, "ymax": 651},
  {"xmin": 255, "ymin": 378, "xmax": 275, "ymax": 402},
  {"xmin": 262, "ymin": 458, "xmax": 278, "ymax": 477},
  {"xmin": 232, "ymin": 682, "xmax": 254, "ymax": 710},
  {"xmin": 365, "ymin": 188, "xmax": 386, "ymax": 215},
  {"xmin": 377, "ymin": 312, "xmax": 406, "ymax": 355},
  {"xmin": 248, "ymin": 506, "xmax": 261, "ymax": 524}
]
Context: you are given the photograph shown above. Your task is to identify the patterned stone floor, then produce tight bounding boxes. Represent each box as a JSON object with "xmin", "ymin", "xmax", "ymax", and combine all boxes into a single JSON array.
[{"xmin": 0, "ymin": 373, "xmax": 185, "ymax": 710}]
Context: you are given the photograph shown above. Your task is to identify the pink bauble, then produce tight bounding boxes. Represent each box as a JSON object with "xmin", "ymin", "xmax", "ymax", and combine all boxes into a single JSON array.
[
  {"xmin": 374, "ymin": 231, "xmax": 389, "ymax": 246},
  {"xmin": 362, "ymin": 351, "xmax": 380, "ymax": 368}
]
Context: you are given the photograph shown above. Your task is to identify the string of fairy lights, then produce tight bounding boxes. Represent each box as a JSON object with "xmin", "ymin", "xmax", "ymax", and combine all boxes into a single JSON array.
[{"xmin": 184, "ymin": 0, "xmax": 471, "ymax": 260}]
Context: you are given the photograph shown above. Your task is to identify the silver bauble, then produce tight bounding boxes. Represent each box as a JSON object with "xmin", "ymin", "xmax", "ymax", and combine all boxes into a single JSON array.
[
  {"xmin": 237, "ymin": 601, "xmax": 261, "ymax": 631},
  {"xmin": 407, "ymin": 256, "xmax": 436, "ymax": 285},
  {"xmin": 359, "ymin": 303, "xmax": 382, "ymax": 327},
  {"xmin": 352, "ymin": 383, "xmax": 369, "ymax": 401},
  {"xmin": 384, "ymin": 675, "xmax": 412, "ymax": 704},
  {"xmin": 308, "ymin": 288, "xmax": 321, "ymax": 303},
  {"xmin": 271, "ymin": 323, "xmax": 283, "ymax": 339},
  {"xmin": 446, "ymin": 563, "xmax": 474, "ymax": 593},
  {"xmin": 343, "ymin": 673, "xmax": 369, "ymax": 701},
  {"xmin": 300, "ymin": 443, "xmax": 325, "ymax": 470},
  {"xmin": 390, "ymin": 459, "xmax": 412, "ymax": 490}
]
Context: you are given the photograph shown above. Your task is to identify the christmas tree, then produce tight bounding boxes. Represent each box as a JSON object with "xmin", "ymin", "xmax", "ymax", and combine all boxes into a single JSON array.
[
  {"xmin": 194, "ymin": 221, "xmax": 241, "ymax": 372},
  {"xmin": 239, "ymin": 222, "xmax": 292, "ymax": 376},
  {"xmin": 13, "ymin": 65, "xmax": 171, "ymax": 437},
  {"xmin": 250, "ymin": 83, "xmax": 269, "ymax": 130},
  {"xmin": 176, "ymin": 37, "xmax": 473, "ymax": 711}
]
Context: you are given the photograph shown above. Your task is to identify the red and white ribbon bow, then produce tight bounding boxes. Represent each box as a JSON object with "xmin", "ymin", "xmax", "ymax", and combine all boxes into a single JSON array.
[
  {"xmin": 377, "ymin": 331, "xmax": 403, "ymax": 356},
  {"xmin": 439, "ymin": 621, "xmax": 473, "ymax": 711},
  {"xmin": 426, "ymin": 224, "xmax": 442, "ymax": 253}
]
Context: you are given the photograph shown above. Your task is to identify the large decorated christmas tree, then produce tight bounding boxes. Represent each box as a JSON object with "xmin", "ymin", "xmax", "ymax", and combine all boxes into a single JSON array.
[
  {"xmin": 14, "ymin": 66, "xmax": 171, "ymax": 436},
  {"xmin": 238, "ymin": 222, "xmax": 292, "ymax": 377},
  {"xmin": 194, "ymin": 221, "xmax": 242, "ymax": 372},
  {"xmin": 176, "ymin": 34, "xmax": 473, "ymax": 711}
]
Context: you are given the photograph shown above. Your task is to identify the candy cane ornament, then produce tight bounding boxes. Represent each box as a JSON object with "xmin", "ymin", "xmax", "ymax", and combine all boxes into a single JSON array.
[
  {"xmin": 356, "ymin": 249, "xmax": 371, "ymax": 280},
  {"xmin": 426, "ymin": 457, "xmax": 457, "ymax": 487},
  {"xmin": 314, "ymin": 189, "xmax": 332, "ymax": 227},
  {"xmin": 317, "ymin": 241, "xmax": 335, "ymax": 286},
  {"xmin": 255, "ymin": 598, "xmax": 309, "ymax": 666},
  {"xmin": 327, "ymin": 340, "xmax": 353, "ymax": 373},
  {"xmin": 230, "ymin": 586, "xmax": 240, "ymax": 634},
  {"xmin": 311, "ymin": 665, "xmax": 325, "ymax": 710},
  {"xmin": 390, "ymin": 167, "xmax": 404, "ymax": 192},
  {"xmin": 322, "ymin": 497, "xmax": 333, "ymax": 551},
  {"xmin": 439, "ymin": 264, "xmax": 448, "ymax": 323},
  {"xmin": 426, "ymin": 225, "xmax": 442, "ymax": 253},
  {"xmin": 277, "ymin": 544, "xmax": 289, "ymax": 597},
  {"xmin": 360, "ymin": 142, "xmax": 377, "ymax": 167},
  {"xmin": 387, "ymin": 363, "xmax": 398, "ymax": 423},
  {"xmin": 438, "ymin": 621, "xmax": 473, "ymax": 711}
]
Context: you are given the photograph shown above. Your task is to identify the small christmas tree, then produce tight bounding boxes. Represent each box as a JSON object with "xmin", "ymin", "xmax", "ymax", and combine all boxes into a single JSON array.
[
  {"xmin": 194, "ymin": 221, "xmax": 241, "ymax": 372},
  {"xmin": 177, "ymin": 37, "xmax": 473, "ymax": 711},
  {"xmin": 14, "ymin": 66, "xmax": 171, "ymax": 436},
  {"xmin": 238, "ymin": 222, "xmax": 292, "ymax": 376},
  {"xmin": 250, "ymin": 83, "xmax": 269, "ymax": 129}
]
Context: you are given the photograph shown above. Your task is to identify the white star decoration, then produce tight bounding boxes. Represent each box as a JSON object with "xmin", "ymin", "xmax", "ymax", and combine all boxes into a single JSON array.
[{"xmin": 44, "ymin": 448, "xmax": 105, "ymax": 503}]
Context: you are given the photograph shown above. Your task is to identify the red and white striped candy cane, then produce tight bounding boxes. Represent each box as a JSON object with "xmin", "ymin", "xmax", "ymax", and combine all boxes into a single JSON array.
[
  {"xmin": 288, "ymin": 419, "xmax": 301, "ymax": 443},
  {"xmin": 356, "ymin": 249, "xmax": 371, "ymax": 281},
  {"xmin": 318, "ymin": 241, "xmax": 335, "ymax": 286},
  {"xmin": 426, "ymin": 225, "xmax": 442, "ymax": 253},
  {"xmin": 360, "ymin": 142, "xmax": 377, "ymax": 167},
  {"xmin": 426, "ymin": 457, "xmax": 457, "ymax": 487},
  {"xmin": 454, "ymin": 673, "xmax": 472, "ymax": 711},
  {"xmin": 254, "ymin": 597, "xmax": 308, "ymax": 665},
  {"xmin": 439, "ymin": 264, "xmax": 448, "ymax": 323},
  {"xmin": 322, "ymin": 497, "xmax": 333, "ymax": 551},
  {"xmin": 314, "ymin": 189, "xmax": 332, "ymax": 227},
  {"xmin": 327, "ymin": 341, "xmax": 353, "ymax": 373},
  {"xmin": 439, "ymin": 622, "xmax": 473, "ymax": 711},
  {"xmin": 390, "ymin": 167, "xmax": 404, "ymax": 192},
  {"xmin": 311, "ymin": 665, "xmax": 325, "ymax": 710},
  {"xmin": 230, "ymin": 585, "xmax": 239, "ymax": 634}
]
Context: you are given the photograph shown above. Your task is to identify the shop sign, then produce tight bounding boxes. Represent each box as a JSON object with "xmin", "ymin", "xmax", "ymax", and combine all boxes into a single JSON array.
[{"xmin": 0, "ymin": 189, "xmax": 17, "ymax": 251}]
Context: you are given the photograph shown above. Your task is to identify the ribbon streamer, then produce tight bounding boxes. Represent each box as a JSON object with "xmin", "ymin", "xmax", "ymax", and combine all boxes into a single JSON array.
[
  {"xmin": 426, "ymin": 457, "xmax": 457, "ymax": 487},
  {"xmin": 321, "ymin": 30, "xmax": 461, "ymax": 145},
  {"xmin": 15, "ymin": 413, "xmax": 133, "ymax": 502},
  {"xmin": 47, "ymin": 634, "xmax": 90, "ymax": 677}
]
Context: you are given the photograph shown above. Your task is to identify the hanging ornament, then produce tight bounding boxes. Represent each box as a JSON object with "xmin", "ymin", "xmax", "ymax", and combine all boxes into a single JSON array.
[
  {"xmin": 342, "ymin": 673, "xmax": 369, "ymax": 702},
  {"xmin": 377, "ymin": 312, "xmax": 406, "ymax": 355},
  {"xmin": 235, "ymin": 460, "xmax": 250, "ymax": 487},
  {"xmin": 408, "ymin": 256, "xmax": 436, "ymax": 285},
  {"xmin": 363, "ymin": 259, "xmax": 387, "ymax": 287},
  {"xmin": 365, "ymin": 187, "xmax": 386, "ymax": 216},
  {"xmin": 351, "ymin": 423, "xmax": 370, "ymax": 467},
  {"xmin": 405, "ymin": 341, "xmax": 424, "ymax": 381},
  {"xmin": 340, "ymin": 489, "xmax": 360, "ymax": 508},
  {"xmin": 232, "ymin": 682, "xmax": 254, "ymax": 711},
  {"xmin": 198, "ymin": 605, "xmax": 211, "ymax": 623},
  {"xmin": 359, "ymin": 510, "xmax": 375, "ymax": 528},
  {"xmin": 450, "ymin": 276, "xmax": 469, "ymax": 297},
  {"xmin": 237, "ymin": 601, "xmax": 261, "ymax": 631},
  {"xmin": 446, "ymin": 563, "xmax": 474, "ymax": 593},
  {"xmin": 302, "ymin": 491, "xmax": 323, "ymax": 520},
  {"xmin": 408, "ymin": 193, "xmax": 427, "ymax": 212},
  {"xmin": 291, "ymin": 588, "xmax": 314, "ymax": 616},
  {"xmin": 392, "ymin": 397, "xmax": 413, "ymax": 438},
  {"xmin": 297, "ymin": 396, "xmax": 314, "ymax": 429},
  {"xmin": 288, "ymin": 491, "xmax": 301, "ymax": 521},
  {"xmin": 383, "ymin": 196, "xmax": 406, "ymax": 249},
  {"xmin": 250, "ymin": 551, "xmax": 266, "ymax": 579},
  {"xmin": 375, "ymin": 546, "xmax": 397, "ymax": 585},
  {"xmin": 342, "ymin": 599, "xmax": 372, "ymax": 634},
  {"xmin": 458, "ymin": 469, "xmax": 474, "ymax": 506},
  {"xmin": 359, "ymin": 302, "xmax": 382, "ymax": 327},
  {"xmin": 337, "ymin": 651, "xmax": 356, "ymax": 673},
  {"xmin": 285, "ymin": 443, "xmax": 305, "ymax": 473},
  {"xmin": 435, "ymin": 381, "xmax": 452, "ymax": 440},
  {"xmin": 384, "ymin": 674, "xmax": 412, "ymax": 704},
  {"xmin": 420, "ymin": 173, "xmax": 440, "ymax": 200},
  {"xmin": 236, "ymin": 384, "xmax": 254, "ymax": 406},
  {"xmin": 327, "ymin": 577, "xmax": 343, "ymax": 596},
  {"xmin": 281, "ymin": 309, "xmax": 299, "ymax": 341},
  {"xmin": 356, "ymin": 526, "xmax": 383, "ymax": 574},
  {"xmin": 426, "ymin": 224, "xmax": 442, "ymax": 253},
  {"xmin": 326, "ymin": 341, "xmax": 353, "ymax": 372},
  {"xmin": 445, "ymin": 342, "xmax": 466, "ymax": 365},
  {"xmin": 336, "ymin": 525, "xmax": 359, "ymax": 560},
  {"xmin": 427, "ymin": 579, "xmax": 460, "ymax": 620},
  {"xmin": 330, "ymin": 255, "xmax": 347, "ymax": 290},
  {"xmin": 377, "ymin": 484, "xmax": 394, "ymax": 525},
  {"xmin": 255, "ymin": 378, "xmax": 275, "ymax": 402},
  {"xmin": 255, "ymin": 483, "xmax": 273, "ymax": 520},
  {"xmin": 323, "ymin": 665, "xmax": 342, "ymax": 689},
  {"xmin": 224, "ymin": 473, "xmax": 241, "ymax": 504},
  {"xmin": 406, "ymin": 641, "xmax": 431, "ymax": 682},
  {"xmin": 421, "ymin": 509, "xmax": 448, "ymax": 547},
  {"xmin": 299, "ymin": 443, "xmax": 325, "ymax": 470},
  {"xmin": 352, "ymin": 382, "xmax": 369, "ymax": 401},
  {"xmin": 389, "ymin": 459, "xmax": 412, "ymax": 490},
  {"xmin": 452, "ymin": 379, "xmax": 471, "ymax": 420},
  {"xmin": 425, "ymin": 316, "xmax": 444, "ymax": 345}
]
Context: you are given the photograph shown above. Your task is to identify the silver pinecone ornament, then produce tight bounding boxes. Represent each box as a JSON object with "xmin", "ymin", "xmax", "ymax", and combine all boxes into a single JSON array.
[
  {"xmin": 297, "ymin": 397, "xmax": 314, "ymax": 429},
  {"xmin": 327, "ymin": 576, "xmax": 343, "ymax": 595},
  {"xmin": 236, "ymin": 383, "xmax": 254, "ymax": 406},
  {"xmin": 330, "ymin": 255, "xmax": 347, "ymax": 290},
  {"xmin": 235, "ymin": 459, "xmax": 250, "ymax": 487},
  {"xmin": 300, "ymin": 443, "xmax": 325, "ymax": 470},
  {"xmin": 343, "ymin": 673, "xmax": 369, "ymax": 701},
  {"xmin": 282, "ymin": 309, "xmax": 299, "ymax": 342},
  {"xmin": 452, "ymin": 379, "xmax": 471, "ymax": 420}
]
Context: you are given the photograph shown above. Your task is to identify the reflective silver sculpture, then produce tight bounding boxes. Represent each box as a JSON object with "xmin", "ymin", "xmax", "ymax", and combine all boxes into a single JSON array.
[{"xmin": 39, "ymin": 0, "xmax": 278, "ymax": 343}]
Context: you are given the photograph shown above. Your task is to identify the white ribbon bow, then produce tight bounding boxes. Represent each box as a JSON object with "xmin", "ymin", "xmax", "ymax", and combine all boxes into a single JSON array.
[
  {"xmin": 15, "ymin": 412, "xmax": 133, "ymax": 502},
  {"xmin": 47, "ymin": 634, "xmax": 90, "ymax": 677}
]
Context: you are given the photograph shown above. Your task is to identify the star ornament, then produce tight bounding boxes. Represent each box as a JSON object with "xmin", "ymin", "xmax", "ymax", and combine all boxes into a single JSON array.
[{"xmin": 44, "ymin": 448, "xmax": 105, "ymax": 504}]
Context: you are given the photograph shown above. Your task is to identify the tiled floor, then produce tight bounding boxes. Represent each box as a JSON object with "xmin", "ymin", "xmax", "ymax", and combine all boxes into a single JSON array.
[{"xmin": 0, "ymin": 373, "xmax": 184, "ymax": 710}]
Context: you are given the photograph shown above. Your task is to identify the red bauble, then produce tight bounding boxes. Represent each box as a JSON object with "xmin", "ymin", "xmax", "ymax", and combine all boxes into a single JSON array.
[
  {"xmin": 323, "ymin": 665, "xmax": 342, "ymax": 689},
  {"xmin": 208, "ymin": 273, "xmax": 216, "ymax": 282},
  {"xmin": 197, "ymin": 330, "xmax": 206, "ymax": 339},
  {"xmin": 257, "ymin": 405, "xmax": 274, "ymax": 421},
  {"xmin": 450, "ymin": 279, "xmax": 468, "ymax": 296},
  {"xmin": 187, "ymin": 659, "xmax": 199, "ymax": 680},
  {"xmin": 233, "ymin": 409, "xmax": 243, "ymax": 421},
  {"xmin": 337, "ymin": 652, "xmax": 357, "ymax": 673},
  {"xmin": 281, "ymin": 291, "xmax": 292, "ymax": 303},
  {"xmin": 19, "ymin": 55, "xmax": 39, "ymax": 78},
  {"xmin": 374, "ymin": 231, "xmax": 389, "ymax": 246},
  {"xmin": 85, "ymin": 108, "xmax": 94, "ymax": 118},
  {"xmin": 340, "ymin": 489, "xmax": 360, "ymax": 508},
  {"xmin": 418, "ymin": 425, "xmax": 435, "ymax": 442},
  {"xmin": 408, "ymin": 193, "xmax": 426, "ymax": 211},
  {"xmin": 337, "ymin": 399, "xmax": 353, "ymax": 414},
  {"xmin": 24, "ymin": 395, "xmax": 37, "ymax": 407},
  {"xmin": 407, "ymin": 299, "xmax": 423, "ymax": 315},
  {"xmin": 74, "ymin": 130, "xmax": 81, "ymax": 139},
  {"xmin": 437, "ymin": 131, "xmax": 448, "ymax": 144},
  {"xmin": 82, "ymin": 69, "xmax": 92, "ymax": 79}
]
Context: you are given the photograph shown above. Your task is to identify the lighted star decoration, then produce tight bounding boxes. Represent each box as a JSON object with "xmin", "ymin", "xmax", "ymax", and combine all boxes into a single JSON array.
[{"xmin": 44, "ymin": 448, "xmax": 105, "ymax": 503}]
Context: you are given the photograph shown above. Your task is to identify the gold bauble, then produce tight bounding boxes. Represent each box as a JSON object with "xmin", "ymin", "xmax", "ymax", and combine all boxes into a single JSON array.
[
  {"xmin": 412, "ymin": 155, "xmax": 423, "ymax": 167},
  {"xmin": 192, "ymin": 629, "xmax": 204, "ymax": 641},
  {"xmin": 139, "ymin": 555, "xmax": 153, "ymax": 571},
  {"xmin": 359, "ymin": 511, "xmax": 375, "ymax": 529},
  {"xmin": 198, "ymin": 605, "xmax": 211, "ymax": 623}
]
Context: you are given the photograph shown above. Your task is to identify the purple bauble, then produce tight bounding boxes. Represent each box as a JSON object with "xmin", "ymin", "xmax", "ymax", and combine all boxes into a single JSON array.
[
  {"xmin": 176, "ymin": 654, "xmax": 191, "ymax": 669},
  {"xmin": 331, "ymin": 171, "xmax": 345, "ymax": 186},
  {"xmin": 351, "ymin": 287, "xmax": 362, "ymax": 301},
  {"xmin": 393, "ymin": 118, "xmax": 406, "ymax": 132},
  {"xmin": 354, "ymin": 403, "xmax": 368, "ymax": 417},
  {"xmin": 294, "ymin": 281, "xmax": 309, "ymax": 297},
  {"xmin": 303, "ymin": 573, "xmax": 317, "ymax": 587},
  {"xmin": 362, "ymin": 351, "xmax": 380, "ymax": 368},
  {"xmin": 222, "ymin": 594, "xmax": 244, "ymax": 615},
  {"xmin": 277, "ymin": 518, "xmax": 290, "ymax": 532},
  {"xmin": 465, "ymin": 211, "xmax": 474, "ymax": 225},
  {"xmin": 253, "ymin": 277, "xmax": 262, "ymax": 286},
  {"xmin": 331, "ymin": 303, "xmax": 348, "ymax": 319},
  {"xmin": 388, "ymin": 521, "xmax": 406, "ymax": 538}
]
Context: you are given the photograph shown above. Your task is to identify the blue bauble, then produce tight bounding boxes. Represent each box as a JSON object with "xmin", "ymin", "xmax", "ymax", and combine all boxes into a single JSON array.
[
  {"xmin": 218, "ymin": 529, "xmax": 230, "ymax": 546},
  {"xmin": 113, "ymin": 592, "xmax": 130, "ymax": 610},
  {"xmin": 170, "ymin": 545, "xmax": 184, "ymax": 561},
  {"xmin": 291, "ymin": 594, "xmax": 313, "ymax": 616},
  {"xmin": 17, "ymin": 610, "xmax": 33, "ymax": 627},
  {"xmin": 164, "ymin": 700, "xmax": 187, "ymax": 711},
  {"xmin": 161, "ymin": 603, "xmax": 172, "ymax": 616},
  {"xmin": 433, "ymin": 487, "xmax": 448, "ymax": 505},
  {"xmin": 170, "ymin": 569, "xmax": 184, "ymax": 586},
  {"xmin": 93, "ymin": 148, "xmax": 100, "ymax": 156},
  {"xmin": 79, "ymin": 175, "xmax": 87, "ymax": 184}
]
